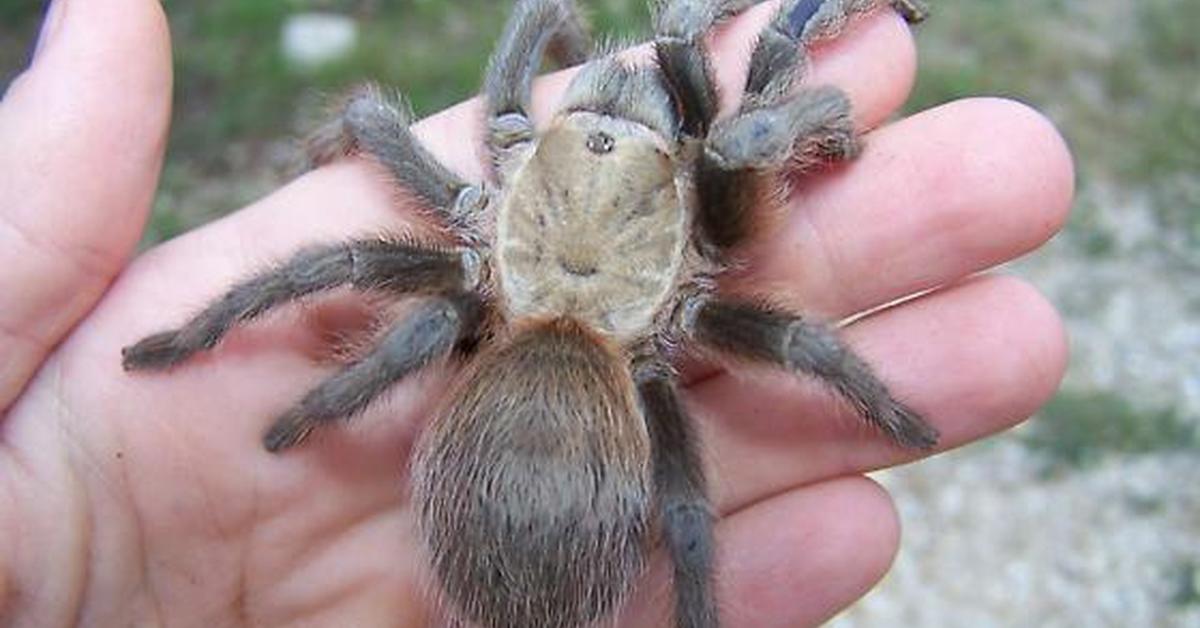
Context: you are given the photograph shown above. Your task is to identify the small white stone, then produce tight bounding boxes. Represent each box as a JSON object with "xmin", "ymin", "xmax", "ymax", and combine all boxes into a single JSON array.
[{"xmin": 281, "ymin": 13, "xmax": 358, "ymax": 69}]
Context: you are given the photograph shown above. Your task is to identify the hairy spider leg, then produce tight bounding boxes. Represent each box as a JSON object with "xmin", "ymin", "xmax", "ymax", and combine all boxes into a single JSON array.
[
  {"xmin": 121, "ymin": 239, "xmax": 474, "ymax": 371},
  {"xmin": 306, "ymin": 86, "xmax": 489, "ymax": 242},
  {"xmin": 484, "ymin": 0, "xmax": 592, "ymax": 181},
  {"xmin": 746, "ymin": 0, "xmax": 927, "ymax": 107},
  {"xmin": 545, "ymin": 0, "xmax": 593, "ymax": 67},
  {"xmin": 264, "ymin": 293, "xmax": 483, "ymax": 452},
  {"xmin": 644, "ymin": 3, "xmax": 938, "ymax": 625},
  {"xmin": 651, "ymin": 0, "xmax": 727, "ymax": 137},
  {"xmin": 637, "ymin": 370, "xmax": 718, "ymax": 628},
  {"xmin": 698, "ymin": 85, "xmax": 857, "ymax": 249},
  {"xmin": 687, "ymin": 297, "xmax": 939, "ymax": 449},
  {"xmin": 696, "ymin": 0, "xmax": 925, "ymax": 252}
]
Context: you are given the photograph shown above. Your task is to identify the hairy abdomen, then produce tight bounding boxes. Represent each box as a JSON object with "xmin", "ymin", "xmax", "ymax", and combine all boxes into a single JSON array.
[
  {"xmin": 413, "ymin": 319, "xmax": 652, "ymax": 627},
  {"xmin": 496, "ymin": 112, "xmax": 686, "ymax": 342}
]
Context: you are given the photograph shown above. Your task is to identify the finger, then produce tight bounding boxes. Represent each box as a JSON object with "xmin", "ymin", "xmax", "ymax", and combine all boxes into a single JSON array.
[
  {"xmin": 0, "ymin": 0, "xmax": 172, "ymax": 410},
  {"xmin": 742, "ymin": 97, "xmax": 1075, "ymax": 319},
  {"xmin": 622, "ymin": 476, "xmax": 899, "ymax": 627},
  {"xmin": 689, "ymin": 274, "xmax": 1068, "ymax": 513}
]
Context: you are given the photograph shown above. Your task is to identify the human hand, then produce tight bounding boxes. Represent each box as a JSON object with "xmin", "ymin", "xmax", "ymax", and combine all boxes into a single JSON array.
[{"xmin": 0, "ymin": 0, "xmax": 1071, "ymax": 626}]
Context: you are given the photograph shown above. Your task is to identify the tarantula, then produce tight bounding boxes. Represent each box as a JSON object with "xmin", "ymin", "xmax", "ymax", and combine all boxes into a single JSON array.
[{"xmin": 122, "ymin": 0, "xmax": 938, "ymax": 626}]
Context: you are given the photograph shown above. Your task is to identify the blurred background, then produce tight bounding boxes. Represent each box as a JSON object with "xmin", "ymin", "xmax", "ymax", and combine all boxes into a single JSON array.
[{"xmin": 2, "ymin": 0, "xmax": 1197, "ymax": 625}]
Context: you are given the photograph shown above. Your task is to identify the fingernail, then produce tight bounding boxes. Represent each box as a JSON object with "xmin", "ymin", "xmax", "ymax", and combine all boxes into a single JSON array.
[{"xmin": 32, "ymin": 0, "xmax": 68, "ymax": 61}]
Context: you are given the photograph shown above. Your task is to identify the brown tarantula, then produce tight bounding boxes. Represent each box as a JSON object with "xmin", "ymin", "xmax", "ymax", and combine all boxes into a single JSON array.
[{"xmin": 122, "ymin": 0, "xmax": 938, "ymax": 626}]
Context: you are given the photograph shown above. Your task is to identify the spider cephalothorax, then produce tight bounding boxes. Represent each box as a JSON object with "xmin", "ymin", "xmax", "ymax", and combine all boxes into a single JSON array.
[{"xmin": 122, "ymin": 0, "xmax": 937, "ymax": 626}]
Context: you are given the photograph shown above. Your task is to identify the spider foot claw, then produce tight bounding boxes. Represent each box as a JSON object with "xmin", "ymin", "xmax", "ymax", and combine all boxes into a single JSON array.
[
  {"xmin": 879, "ymin": 403, "xmax": 940, "ymax": 450},
  {"xmin": 121, "ymin": 331, "xmax": 193, "ymax": 371},
  {"xmin": 892, "ymin": 0, "xmax": 930, "ymax": 24},
  {"xmin": 263, "ymin": 411, "xmax": 315, "ymax": 453}
]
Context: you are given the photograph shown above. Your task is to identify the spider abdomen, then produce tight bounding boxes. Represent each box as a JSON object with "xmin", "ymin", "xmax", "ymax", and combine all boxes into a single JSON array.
[
  {"xmin": 496, "ymin": 111, "xmax": 687, "ymax": 342},
  {"xmin": 413, "ymin": 318, "xmax": 652, "ymax": 627}
]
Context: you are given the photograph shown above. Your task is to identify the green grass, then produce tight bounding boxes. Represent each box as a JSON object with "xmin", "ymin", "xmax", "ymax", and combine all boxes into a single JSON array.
[
  {"xmin": 906, "ymin": 1, "xmax": 1077, "ymax": 111},
  {"xmin": 1173, "ymin": 561, "xmax": 1200, "ymax": 609},
  {"xmin": 0, "ymin": 1, "xmax": 40, "ymax": 87},
  {"xmin": 1022, "ymin": 389, "xmax": 1198, "ymax": 474},
  {"xmin": 909, "ymin": 0, "xmax": 1200, "ymax": 252},
  {"xmin": 0, "ymin": 0, "xmax": 41, "ymax": 34}
]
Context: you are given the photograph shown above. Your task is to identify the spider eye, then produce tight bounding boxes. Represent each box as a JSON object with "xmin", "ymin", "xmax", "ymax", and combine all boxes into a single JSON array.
[{"xmin": 586, "ymin": 131, "xmax": 615, "ymax": 154}]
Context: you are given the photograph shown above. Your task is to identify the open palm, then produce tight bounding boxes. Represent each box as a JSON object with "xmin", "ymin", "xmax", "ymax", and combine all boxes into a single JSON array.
[{"xmin": 0, "ymin": 1, "xmax": 1072, "ymax": 626}]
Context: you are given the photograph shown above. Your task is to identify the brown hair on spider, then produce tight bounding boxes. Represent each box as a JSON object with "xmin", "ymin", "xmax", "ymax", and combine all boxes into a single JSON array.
[{"xmin": 121, "ymin": 0, "xmax": 936, "ymax": 626}]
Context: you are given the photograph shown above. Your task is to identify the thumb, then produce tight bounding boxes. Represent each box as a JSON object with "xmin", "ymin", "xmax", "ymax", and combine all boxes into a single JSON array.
[{"xmin": 0, "ymin": 0, "xmax": 172, "ymax": 410}]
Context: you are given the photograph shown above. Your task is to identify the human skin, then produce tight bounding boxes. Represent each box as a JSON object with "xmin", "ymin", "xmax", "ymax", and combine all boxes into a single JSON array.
[{"xmin": 0, "ymin": 0, "xmax": 1072, "ymax": 626}]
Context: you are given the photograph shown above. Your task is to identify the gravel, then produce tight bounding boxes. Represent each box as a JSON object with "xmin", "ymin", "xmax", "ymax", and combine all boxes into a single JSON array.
[{"xmin": 830, "ymin": 189, "xmax": 1200, "ymax": 627}]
